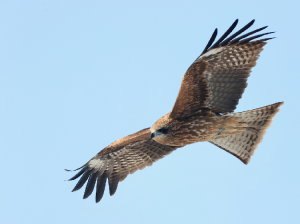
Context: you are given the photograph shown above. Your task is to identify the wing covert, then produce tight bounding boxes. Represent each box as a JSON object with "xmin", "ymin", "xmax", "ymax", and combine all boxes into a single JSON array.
[{"xmin": 170, "ymin": 60, "xmax": 209, "ymax": 119}]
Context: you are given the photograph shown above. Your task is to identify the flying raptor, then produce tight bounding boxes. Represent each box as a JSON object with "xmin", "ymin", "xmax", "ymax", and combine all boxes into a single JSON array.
[{"xmin": 67, "ymin": 19, "xmax": 283, "ymax": 203}]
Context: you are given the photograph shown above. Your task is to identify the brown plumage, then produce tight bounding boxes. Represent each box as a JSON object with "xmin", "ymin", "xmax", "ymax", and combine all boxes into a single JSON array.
[{"xmin": 66, "ymin": 19, "xmax": 283, "ymax": 203}]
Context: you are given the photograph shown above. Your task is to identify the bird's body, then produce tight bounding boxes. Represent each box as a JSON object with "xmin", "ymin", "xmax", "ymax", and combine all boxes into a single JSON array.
[
  {"xmin": 67, "ymin": 19, "xmax": 283, "ymax": 203},
  {"xmin": 150, "ymin": 111, "xmax": 231, "ymax": 146},
  {"xmin": 151, "ymin": 101, "xmax": 282, "ymax": 148}
]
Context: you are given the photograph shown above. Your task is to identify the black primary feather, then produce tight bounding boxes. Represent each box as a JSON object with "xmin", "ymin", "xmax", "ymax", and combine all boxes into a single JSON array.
[
  {"xmin": 83, "ymin": 172, "xmax": 98, "ymax": 199},
  {"xmin": 201, "ymin": 28, "xmax": 218, "ymax": 55},
  {"xmin": 228, "ymin": 26, "xmax": 268, "ymax": 44},
  {"xmin": 72, "ymin": 169, "xmax": 92, "ymax": 192},
  {"xmin": 96, "ymin": 173, "xmax": 108, "ymax": 203},
  {"xmin": 221, "ymin": 20, "xmax": 255, "ymax": 46},
  {"xmin": 68, "ymin": 168, "xmax": 86, "ymax": 181},
  {"xmin": 200, "ymin": 19, "xmax": 273, "ymax": 56},
  {"xmin": 209, "ymin": 19, "xmax": 239, "ymax": 50},
  {"xmin": 237, "ymin": 32, "xmax": 275, "ymax": 45}
]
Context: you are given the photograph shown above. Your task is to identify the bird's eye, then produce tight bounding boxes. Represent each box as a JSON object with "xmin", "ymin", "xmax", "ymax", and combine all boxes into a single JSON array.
[{"xmin": 158, "ymin": 128, "xmax": 168, "ymax": 134}]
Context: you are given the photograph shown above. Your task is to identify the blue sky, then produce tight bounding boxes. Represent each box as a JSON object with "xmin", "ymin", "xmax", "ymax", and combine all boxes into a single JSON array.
[{"xmin": 1, "ymin": 1, "xmax": 299, "ymax": 223}]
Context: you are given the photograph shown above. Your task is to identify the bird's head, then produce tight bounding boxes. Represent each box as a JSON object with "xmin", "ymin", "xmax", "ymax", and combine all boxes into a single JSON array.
[{"xmin": 150, "ymin": 113, "xmax": 171, "ymax": 145}]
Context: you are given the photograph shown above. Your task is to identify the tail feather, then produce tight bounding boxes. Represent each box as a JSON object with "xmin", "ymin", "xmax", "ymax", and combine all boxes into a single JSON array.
[{"xmin": 210, "ymin": 102, "xmax": 283, "ymax": 164}]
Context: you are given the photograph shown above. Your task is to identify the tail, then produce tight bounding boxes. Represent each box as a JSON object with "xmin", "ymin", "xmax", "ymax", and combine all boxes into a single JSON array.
[{"xmin": 210, "ymin": 102, "xmax": 284, "ymax": 164}]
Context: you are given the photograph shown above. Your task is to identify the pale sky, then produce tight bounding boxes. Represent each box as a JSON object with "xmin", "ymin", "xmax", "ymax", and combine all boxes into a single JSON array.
[{"xmin": 1, "ymin": 1, "xmax": 299, "ymax": 223}]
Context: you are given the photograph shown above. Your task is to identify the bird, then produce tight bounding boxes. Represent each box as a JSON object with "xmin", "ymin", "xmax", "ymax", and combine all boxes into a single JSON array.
[{"xmin": 66, "ymin": 19, "xmax": 283, "ymax": 203}]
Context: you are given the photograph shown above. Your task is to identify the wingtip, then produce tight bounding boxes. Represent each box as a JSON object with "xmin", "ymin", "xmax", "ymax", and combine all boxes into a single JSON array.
[
  {"xmin": 95, "ymin": 195, "xmax": 104, "ymax": 203},
  {"xmin": 64, "ymin": 164, "xmax": 86, "ymax": 172},
  {"xmin": 277, "ymin": 101, "xmax": 284, "ymax": 107},
  {"xmin": 248, "ymin": 19, "xmax": 255, "ymax": 27}
]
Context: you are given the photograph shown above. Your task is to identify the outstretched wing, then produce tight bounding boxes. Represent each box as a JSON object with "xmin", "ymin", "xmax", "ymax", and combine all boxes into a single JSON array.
[
  {"xmin": 67, "ymin": 128, "xmax": 179, "ymax": 203},
  {"xmin": 170, "ymin": 19, "xmax": 274, "ymax": 118}
]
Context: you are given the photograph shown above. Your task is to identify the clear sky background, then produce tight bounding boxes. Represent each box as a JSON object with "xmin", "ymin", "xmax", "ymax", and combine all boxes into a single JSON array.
[{"xmin": 1, "ymin": 1, "xmax": 299, "ymax": 223}]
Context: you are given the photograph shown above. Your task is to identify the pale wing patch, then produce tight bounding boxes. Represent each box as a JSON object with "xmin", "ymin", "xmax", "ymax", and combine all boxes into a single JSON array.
[
  {"xmin": 197, "ymin": 47, "xmax": 224, "ymax": 61},
  {"xmin": 88, "ymin": 157, "xmax": 108, "ymax": 170}
]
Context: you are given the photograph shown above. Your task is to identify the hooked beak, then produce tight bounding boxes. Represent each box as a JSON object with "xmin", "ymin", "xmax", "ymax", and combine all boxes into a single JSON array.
[{"xmin": 150, "ymin": 132, "xmax": 155, "ymax": 139}]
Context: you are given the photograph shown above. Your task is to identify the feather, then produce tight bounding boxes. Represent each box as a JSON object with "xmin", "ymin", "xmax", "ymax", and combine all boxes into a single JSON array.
[
  {"xmin": 132, "ymin": 149, "xmax": 148, "ymax": 169},
  {"xmin": 136, "ymin": 147, "xmax": 153, "ymax": 166},
  {"xmin": 65, "ymin": 163, "xmax": 86, "ymax": 172},
  {"xmin": 210, "ymin": 19, "xmax": 239, "ymax": 50},
  {"xmin": 201, "ymin": 28, "xmax": 218, "ymax": 55},
  {"xmin": 68, "ymin": 168, "xmax": 86, "ymax": 181},
  {"xmin": 96, "ymin": 173, "xmax": 108, "ymax": 203},
  {"xmin": 237, "ymin": 32, "xmax": 275, "ymax": 45},
  {"xmin": 122, "ymin": 152, "xmax": 135, "ymax": 174},
  {"xmin": 108, "ymin": 156, "xmax": 121, "ymax": 196},
  {"xmin": 107, "ymin": 157, "xmax": 114, "ymax": 176},
  {"xmin": 98, "ymin": 159, "xmax": 108, "ymax": 176},
  {"xmin": 72, "ymin": 169, "xmax": 92, "ymax": 192},
  {"xmin": 83, "ymin": 172, "xmax": 98, "ymax": 199},
  {"xmin": 228, "ymin": 26, "xmax": 268, "ymax": 45},
  {"xmin": 220, "ymin": 20, "xmax": 255, "ymax": 46},
  {"xmin": 118, "ymin": 154, "xmax": 129, "ymax": 182}
]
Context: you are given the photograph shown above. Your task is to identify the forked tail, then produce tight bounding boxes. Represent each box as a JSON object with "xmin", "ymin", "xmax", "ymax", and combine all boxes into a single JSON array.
[{"xmin": 210, "ymin": 102, "xmax": 284, "ymax": 164}]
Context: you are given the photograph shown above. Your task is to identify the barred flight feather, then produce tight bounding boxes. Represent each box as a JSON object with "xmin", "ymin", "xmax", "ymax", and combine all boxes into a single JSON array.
[{"xmin": 210, "ymin": 102, "xmax": 283, "ymax": 164}]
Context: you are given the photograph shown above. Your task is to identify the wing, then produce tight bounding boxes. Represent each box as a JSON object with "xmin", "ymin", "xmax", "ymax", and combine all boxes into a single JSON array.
[
  {"xmin": 170, "ymin": 19, "xmax": 274, "ymax": 118},
  {"xmin": 67, "ymin": 128, "xmax": 179, "ymax": 203}
]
